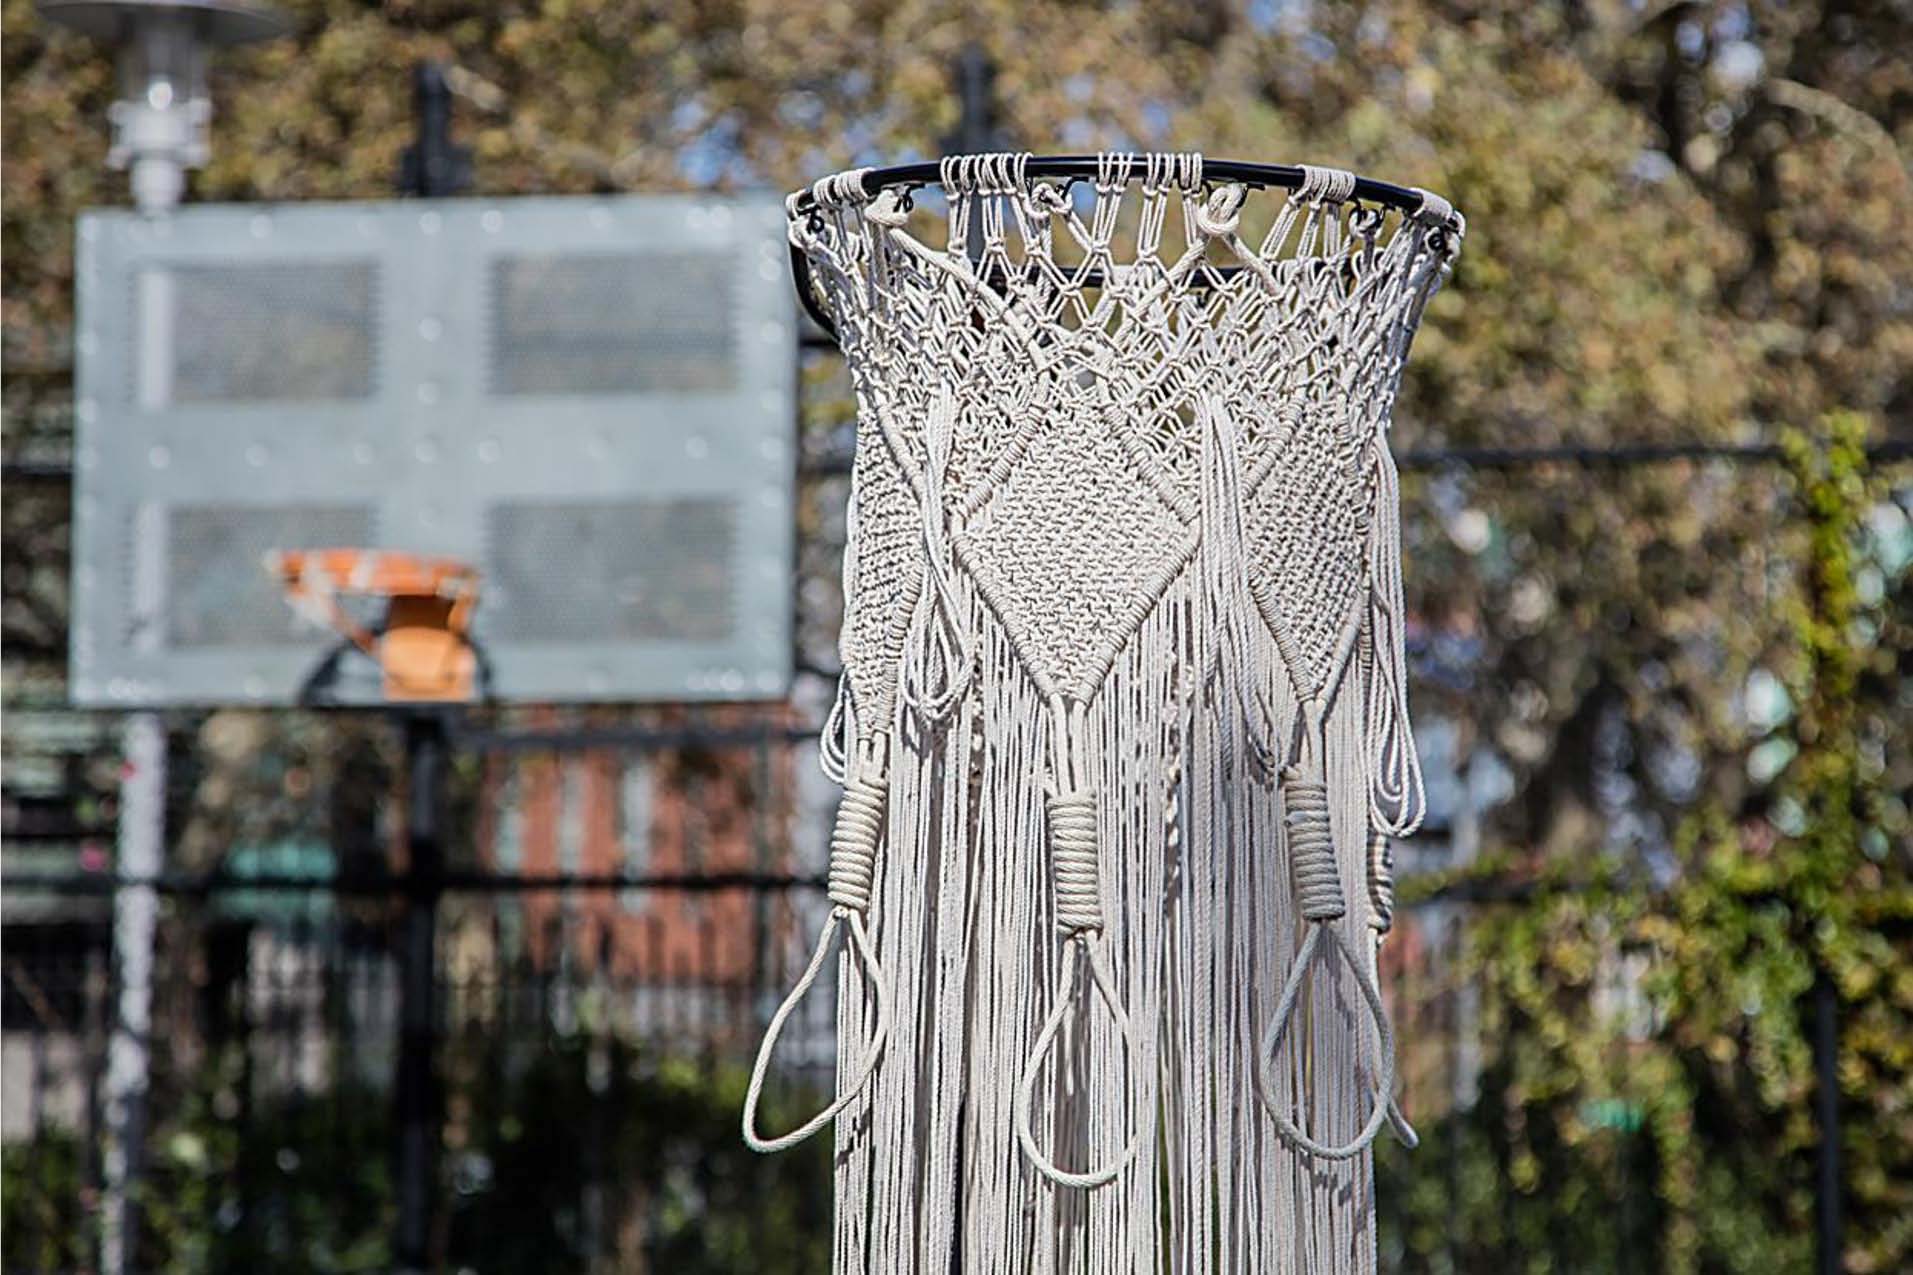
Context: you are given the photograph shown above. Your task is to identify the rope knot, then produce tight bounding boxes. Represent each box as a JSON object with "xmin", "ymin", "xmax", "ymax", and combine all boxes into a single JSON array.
[
  {"xmin": 1195, "ymin": 183, "xmax": 1245, "ymax": 239},
  {"xmin": 1027, "ymin": 180, "xmax": 1070, "ymax": 217},
  {"xmin": 1284, "ymin": 775, "xmax": 1343, "ymax": 922},
  {"xmin": 827, "ymin": 773, "xmax": 885, "ymax": 912},
  {"xmin": 1045, "ymin": 788, "xmax": 1104, "ymax": 935},
  {"xmin": 864, "ymin": 188, "xmax": 909, "ymax": 229}
]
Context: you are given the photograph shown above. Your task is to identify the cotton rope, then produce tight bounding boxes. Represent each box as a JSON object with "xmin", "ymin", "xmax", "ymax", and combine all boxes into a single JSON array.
[
  {"xmin": 756, "ymin": 149, "xmax": 1462, "ymax": 1273},
  {"xmin": 1250, "ymin": 712, "xmax": 1398, "ymax": 1161},
  {"xmin": 1014, "ymin": 695, "xmax": 1142, "ymax": 1189},
  {"xmin": 742, "ymin": 734, "xmax": 893, "ymax": 1152}
]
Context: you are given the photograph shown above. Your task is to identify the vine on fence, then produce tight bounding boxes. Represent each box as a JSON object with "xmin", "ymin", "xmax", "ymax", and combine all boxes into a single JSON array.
[{"xmin": 1383, "ymin": 412, "xmax": 1910, "ymax": 1275}]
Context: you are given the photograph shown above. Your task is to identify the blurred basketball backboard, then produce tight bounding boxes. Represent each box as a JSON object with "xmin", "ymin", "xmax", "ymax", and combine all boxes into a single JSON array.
[{"xmin": 69, "ymin": 194, "xmax": 796, "ymax": 705}]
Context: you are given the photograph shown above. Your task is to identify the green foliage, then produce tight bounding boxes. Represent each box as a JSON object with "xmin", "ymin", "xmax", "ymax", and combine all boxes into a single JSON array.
[
  {"xmin": 443, "ymin": 1030, "xmax": 831, "ymax": 1272},
  {"xmin": 1, "ymin": 1029, "xmax": 831, "ymax": 1274},
  {"xmin": 1384, "ymin": 413, "xmax": 1911, "ymax": 1274},
  {"xmin": 3, "ymin": 1131, "xmax": 91, "ymax": 1273}
]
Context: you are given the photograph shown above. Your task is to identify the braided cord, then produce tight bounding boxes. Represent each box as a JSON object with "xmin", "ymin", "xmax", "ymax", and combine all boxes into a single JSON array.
[{"xmin": 1285, "ymin": 775, "xmax": 1343, "ymax": 922}]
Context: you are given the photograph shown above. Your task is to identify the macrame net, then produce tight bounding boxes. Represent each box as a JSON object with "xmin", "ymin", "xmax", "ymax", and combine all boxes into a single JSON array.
[{"xmin": 745, "ymin": 152, "xmax": 1463, "ymax": 1273}]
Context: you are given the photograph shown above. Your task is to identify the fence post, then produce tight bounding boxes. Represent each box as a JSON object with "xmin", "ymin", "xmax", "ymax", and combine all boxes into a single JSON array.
[{"xmin": 394, "ymin": 709, "xmax": 447, "ymax": 1273}]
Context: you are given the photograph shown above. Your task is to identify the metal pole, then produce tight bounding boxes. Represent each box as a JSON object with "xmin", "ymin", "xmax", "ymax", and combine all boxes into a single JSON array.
[
  {"xmin": 394, "ymin": 709, "xmax": 447, "ymax": 1274},
  {"xmin": 1813, "ymin": 971, "xmax": 1843, "ymax": 1275},
  {"xmin": 943, "ymin": 43, "xmax": 1003, "ymax": 264},
  {"xmin": 389, "ymin": 61, "xmax": 465, "ymax": 1272},
  {"xmin": 399, "ymin": 61, "xmax": 472, "ymax": 199},
  {"xmin": 101, "ymin": 711, "xmax": 163, "ymax": 1275}
]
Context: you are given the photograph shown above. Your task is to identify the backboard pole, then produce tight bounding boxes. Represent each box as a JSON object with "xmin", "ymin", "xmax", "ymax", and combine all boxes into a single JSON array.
[
  {"xmin": 394, "ymin": 708, "xmax": 448, "ymax": 1274},
  {"xmin": 398, "ymin": 60, "xmax": 471, "ymax": 199},
  {"xmin": 101, "ymin": 711, "xmax": 164, "ymax": 1275},
  {"xmin": 391, "ymin": 61, "xmax": 465, "ymax": 1272},
  {"xmin": 942, "ymin": 44, "xmax": 1004, "ymax": 265}
]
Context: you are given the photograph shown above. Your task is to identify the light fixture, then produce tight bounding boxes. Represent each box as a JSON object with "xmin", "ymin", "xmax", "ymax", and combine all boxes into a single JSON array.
[{"xmin": 38, "ymin": 1, "xmax": 288, "ymax": 214}]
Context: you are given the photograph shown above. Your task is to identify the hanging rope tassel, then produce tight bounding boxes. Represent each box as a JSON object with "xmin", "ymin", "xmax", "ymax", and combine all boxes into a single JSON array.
[
  {"xmin": 1363, "ymin": 435, "xmax": 1423, "ymax": 1148},
  {"xmin": 743, "ymin": 734, "xmax": 894, "ymax": 1153},
  {"xmin": 1366, "ymin": 827, "xmax": 1419, "ymax": 1148},
  {"xmin": 1194, "ymin": 394, "xmax": 1280, "ymax": 775},
  {"xmin": 1364, "ymin": 439, "xmax": 1426, "ymax": 838},
  {"xmin": 1014, "ymin": 697, "xmax": 1141, "ymax": 1189},
  {"xmin": 898, "ymin": 384, "xmax": 977, "ymax": 727},
  {"xmin": 1253, "ymin": 713, "xmax": 1400, "ymax": 1162}
]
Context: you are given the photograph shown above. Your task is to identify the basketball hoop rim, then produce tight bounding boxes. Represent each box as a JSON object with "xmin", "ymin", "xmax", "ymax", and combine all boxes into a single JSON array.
[
  {"xmin": 786, "ymin": 155, "xmax": 1449, "ymax": 223},
  {"xmin": 787, "ymin": 153, "xmax": 1461, "ymax": 344}
]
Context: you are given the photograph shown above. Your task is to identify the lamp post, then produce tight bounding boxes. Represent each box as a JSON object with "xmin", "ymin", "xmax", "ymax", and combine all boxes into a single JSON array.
[
  {"xmin": 39, "ymin": 0, "xmax": 287, "ymax": 214},
  {"xmin": 36, "ymin": 6, "xmax": 287, "ymax": 1272}
]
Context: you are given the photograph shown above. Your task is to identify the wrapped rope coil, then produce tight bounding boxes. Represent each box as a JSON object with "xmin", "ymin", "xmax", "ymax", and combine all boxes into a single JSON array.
[
  {"xmin": 1251, "ymin": 723, "xmax": 1400, "ymax": 1162},
  {"xmin": 1014, "ymin": 698, "xmax": 1141, "ymax": 1189},
  {"xmin": 742, "ymin": 737, "xmax": 894, "ymax": 1153}
]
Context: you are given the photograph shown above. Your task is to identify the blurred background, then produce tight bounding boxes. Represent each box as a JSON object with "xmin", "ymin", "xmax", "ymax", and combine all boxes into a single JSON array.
[{"xmin": 2, "ymin": 1, "xmax": 1908, "ymax": 1272}]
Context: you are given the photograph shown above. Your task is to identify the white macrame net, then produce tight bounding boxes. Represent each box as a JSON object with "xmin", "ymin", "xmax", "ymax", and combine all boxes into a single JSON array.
[{"xmin": 745, "ymin": 151, "xmax": 1463, "ymax": 1273}]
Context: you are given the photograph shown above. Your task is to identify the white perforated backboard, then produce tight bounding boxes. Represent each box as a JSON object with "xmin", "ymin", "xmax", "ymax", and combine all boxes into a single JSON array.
[{"xmin": 70, "ymin": 195, "xmax": 796, "ymax": 706}]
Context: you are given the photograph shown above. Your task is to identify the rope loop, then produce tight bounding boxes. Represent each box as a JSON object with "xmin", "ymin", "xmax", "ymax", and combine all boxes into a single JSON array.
[
  {"xmin": 1364, "ymin": 440, "xmax": 1427, "ymax": 837},
  {"xmin": 1366, "ymin": 829, "xmax": 1397, "ymax": 935},
  {"xmin": 1253, "ymin": 924, "xmax": 1397, "ymax": 1161},
  {"xmin": 741, "ymin": 740, "xmax": 892, "ymax": 1154},
  {"xmin": 1251, "ymin": 738, "xmax": 1409, "ymax": 1160},
  {"xmin": 818, "ymin": 671, "xmax": 850, "ymax": 784},
  {"xmin": 742, "ymin": 906, "xmax": 892, "ymax": 1153},
  {"xmin": 1011, "ymin": 696, "xmax": 1142, "ymax": 1188},
  {"xmin": 1194, "ymin": 183, "xmax": 1246, "ymax": 240},
  {"xmin": 1014, "ymin": 937, "xmax": 1141, "ymax": 1189},
  {"xmin": 899, "ymin": 387, "xmax": 978, "ymax": 725},
  {"xmin": 1177, "ymin": 150, "xmax": 1204, "ymax": 192},
  {"xmin": 1142, "ymin": 150, "xmax": 1177, "ymax": 194}
]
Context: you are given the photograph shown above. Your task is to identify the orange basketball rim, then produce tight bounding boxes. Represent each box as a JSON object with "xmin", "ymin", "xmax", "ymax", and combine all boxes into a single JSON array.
[{"xmin": 267, "ymin": 548, "xmax": 481, "ymax": 702}]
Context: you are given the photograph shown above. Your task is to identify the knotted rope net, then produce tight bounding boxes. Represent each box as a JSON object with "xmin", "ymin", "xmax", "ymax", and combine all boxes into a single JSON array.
[{"xmin": 749, "ymin": 151, "xmax": 1462, "ymax": 1273}]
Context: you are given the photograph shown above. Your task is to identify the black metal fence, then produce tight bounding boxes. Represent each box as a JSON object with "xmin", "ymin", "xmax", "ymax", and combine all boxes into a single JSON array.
[
  {"xmin": 3, "ymin": 870, "xmax": 839, "ymax": 1275},
  {"xmin": 5, "ymin": 435, "xmax": 1904, "ymax": 1273}
]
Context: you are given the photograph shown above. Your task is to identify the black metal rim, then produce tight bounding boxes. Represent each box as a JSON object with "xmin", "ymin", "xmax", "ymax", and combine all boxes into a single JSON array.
[
  {"xmin": 789, "ymin": 155, "xmax": 1456, "ymax": 343},
  {"xmin": 788, "ymin": 154, "xmax": 1447, "ymax": 220}
]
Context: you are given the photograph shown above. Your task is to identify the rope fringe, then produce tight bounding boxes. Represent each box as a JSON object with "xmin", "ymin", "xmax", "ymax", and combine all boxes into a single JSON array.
[{"xmin": 775, "ymin": 151, "xmax": 1462, "ymax": 1268}]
